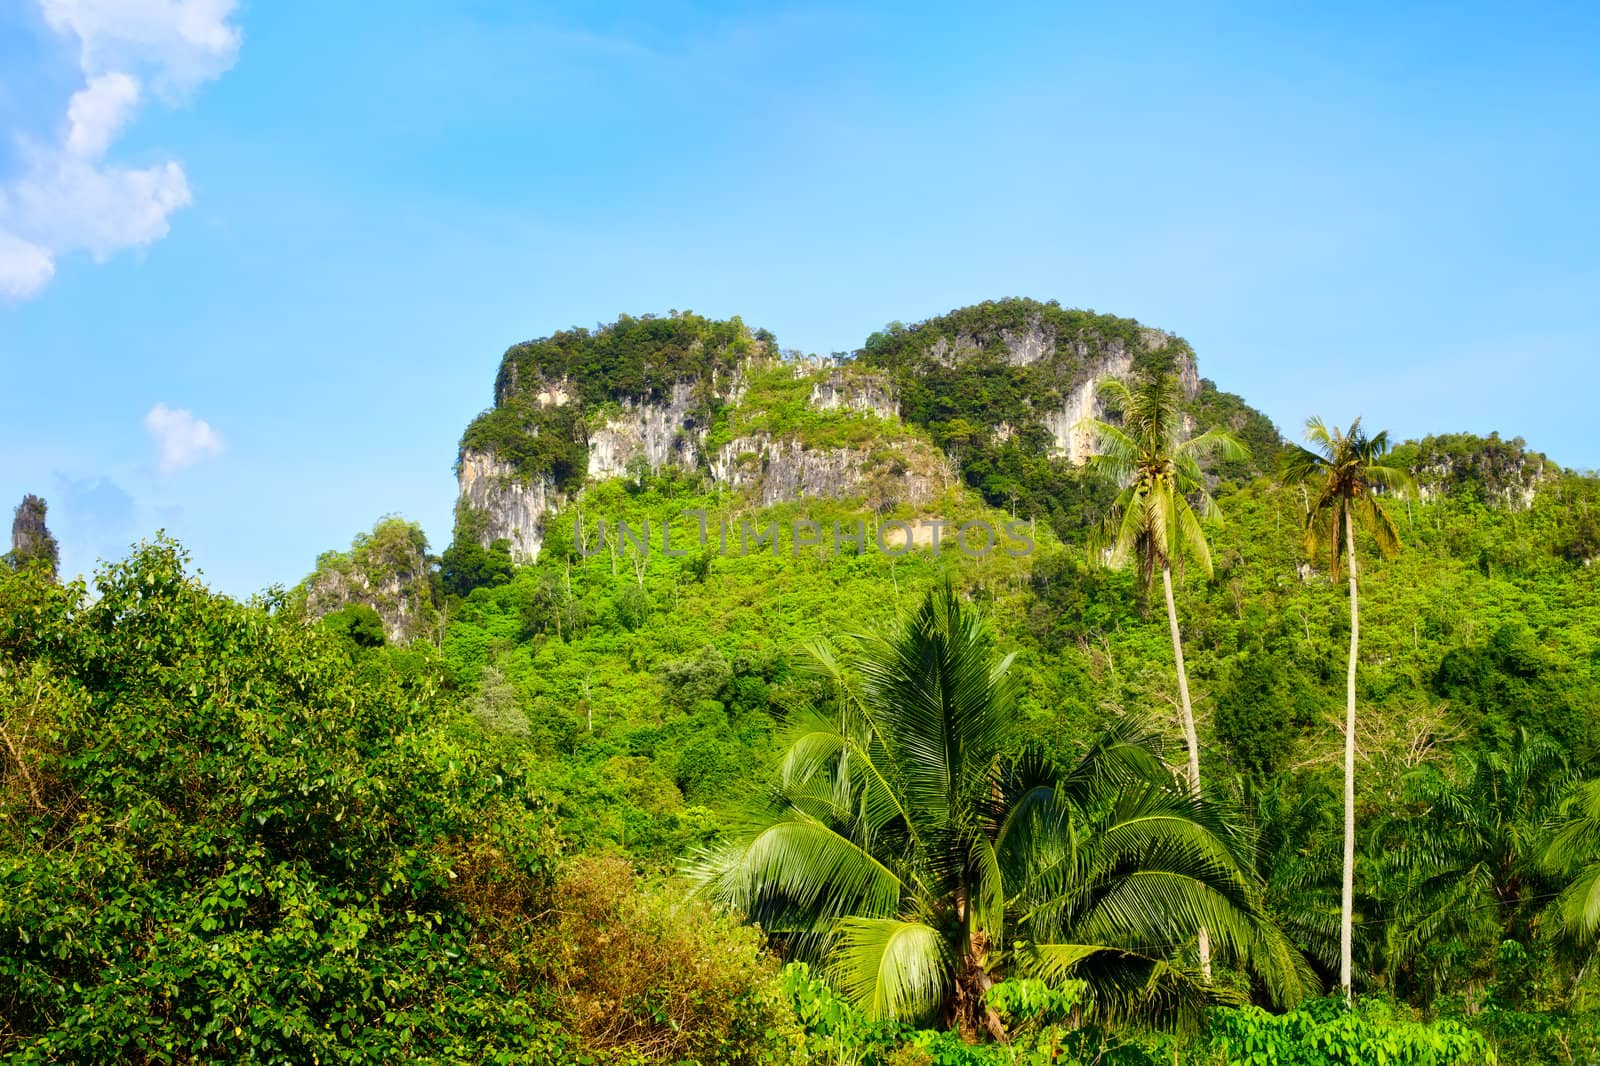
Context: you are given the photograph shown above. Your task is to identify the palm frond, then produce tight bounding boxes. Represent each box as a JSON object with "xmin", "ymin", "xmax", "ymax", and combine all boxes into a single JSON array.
[
  {"xmin": 1303, "ymin": 416, "xmax": 1336, "ymax": 457},
  {"xmin": 686, "ymin": 813, "xmax": 904, "ymax": 924},
  {"xmin": 1174, "ymin": 497, "xmax": 1214, "ymax": 580},
  {"xmin": 1278, "ymin": 443, "xmax": 1327, "ymax": 486},
  {"xmin": 1095, "ymin": 376, "xmax": 1136, "ymax": 413},
  {"xmin": 1556, "ymin": 864, "xmax": 1600, "ymax": 944},
  {"xmin": 1083, "ymin": 419, "xmax": 1140, "ymax": 486},
  {"xmin": 1021, "ymin": 944, "xmax": 1230, "ymax": 1030},
  {"xmin": 1362, "ymin": 494, "xmax": 1403, "ymax": 559},
  {"xmin": 1363, "ymin": 459, "xmax": 1417, "ymax": 498},
  {"xmin": 1177, "ymin": 428, "xmax": 1250, "ymax": 466},
  {"xmin": 852, "ymin": 585, "xmax": 1018, "ymax": 827},
  {"xmin": 828, "ymin": 917, "xmax": 954, "ymax": 1022}
]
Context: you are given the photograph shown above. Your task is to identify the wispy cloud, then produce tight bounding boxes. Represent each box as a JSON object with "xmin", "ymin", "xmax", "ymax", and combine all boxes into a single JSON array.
[
  {"xmin": 0, "ymin": 0, "xmax": 241, "ymax": 303},
  {"xmin": 144, "ymin": 402, "xmax": 224, "ymax": 474}
]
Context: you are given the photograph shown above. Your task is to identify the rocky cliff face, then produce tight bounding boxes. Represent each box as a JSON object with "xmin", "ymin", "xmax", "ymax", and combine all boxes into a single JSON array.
[
  {"xmin": 808, "ymin": 366, "xmax": 898, "ymax": 420},
  {"xmin": 708, "ymin": 435, "xmax": 941, "ymax": 509},
  {"xmin": 458, "ymin": 362, "xmax": 938, "ymax": 563},
  {"xmin": 457, "ymin": 450, "xmax": 563, "ymax": 562},
  {"xmin": 587, "ymin": 380, "xmax": 707, "ymax": 480},
  {"xmin": 1034, "ymin": 331, "xmax": 1200, "ymax": 463}
]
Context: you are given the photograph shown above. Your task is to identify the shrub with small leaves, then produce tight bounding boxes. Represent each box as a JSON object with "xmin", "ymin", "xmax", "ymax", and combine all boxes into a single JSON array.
[{"xmin": 1208, "ymin": 998, "xmax": 1497, "ymax": 1066}]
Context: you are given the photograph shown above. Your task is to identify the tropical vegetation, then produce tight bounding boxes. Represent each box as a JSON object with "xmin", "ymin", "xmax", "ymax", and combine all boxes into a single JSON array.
[
  {"xmin": 691, "ymin": 584, "xmax": 1306, "ymax": 1040},
  {"xmin": 7, "ymin": 301, "xmax": 1600, "ymax": 1063}
]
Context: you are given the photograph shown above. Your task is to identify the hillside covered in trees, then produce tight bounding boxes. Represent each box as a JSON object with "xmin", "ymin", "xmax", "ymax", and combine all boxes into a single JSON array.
[{"xmin": 7, "ymin": 300, "xmax": 1600, "ymax": 1064}]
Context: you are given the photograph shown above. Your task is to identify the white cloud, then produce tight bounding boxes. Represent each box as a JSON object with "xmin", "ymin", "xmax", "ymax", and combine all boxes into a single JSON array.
[
  {"xmin": 66, "ymin": 72, "xmax": 141, "ymax": 158},
  {"xmin": 40, "ymin": 0, "xmax": 241, "ymax": 95},
  {"xmin": 6, "ymin": 148, "xmax": 190, "ymax": 260},
  {"xmin": 0, "ymin": 1, "xmax": 239, "ymax": 304},
  {"xmin": 144, "ymin": 403, "xmax": 224, "ymax": 474},
  {"xmin": 0, "ymin": 230, "xmax": 56, "ymax": 300}
]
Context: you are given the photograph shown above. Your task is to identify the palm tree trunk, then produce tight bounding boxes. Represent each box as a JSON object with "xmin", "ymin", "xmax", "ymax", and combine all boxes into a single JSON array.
[
  {"xmin": 1162, "ymin": 563, "xmax": 1210, "ymax": 977},
  {"xmin": 1161, "ymin": 565, "xmax": 1202, "ymax": 791},
  {"xmin": 954, "ymin": 941, "xmax": 1008, "ymax": 1043},
  {"xmin": 1341, "ymin": 510, "xmax": 1359, "ymax": 1005}
]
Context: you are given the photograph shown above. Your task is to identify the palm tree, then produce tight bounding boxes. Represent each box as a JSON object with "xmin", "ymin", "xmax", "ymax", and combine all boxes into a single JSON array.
[
  {"xmin": 1541, "ymin": 777, "xmax": 1600, "ymax": 945},
  {"xmin": 688, "ymin": 583, "xmax": 1309, "ymax": 1039},
  {"xmin": 1244, "ymin": 774, "xmax": 1342, "ymax": 981},
  {"xmin": 1078, "ymin": 367, "xmax": 1248, "ymax": 794},
  {"xmin": 1372, "ymin": 731, "xmax": 1571, "ymax": 1004},
  {"xmin": 1280, "ymin": 417, "xmax": 1416, "ymax": 1004},
  {"xmin": 1079, "ymin": 364, "xmax": 1248, "ymax": 975}
]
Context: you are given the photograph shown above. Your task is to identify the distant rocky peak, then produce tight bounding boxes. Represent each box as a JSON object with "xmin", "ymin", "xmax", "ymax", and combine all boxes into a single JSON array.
[
  {"xmin": 7, "ymin": 494, "xmax": 59, "ymax": 579},
  {"xmin": 1401, "ymin": 433, "xmax": 1557, "ymax": 511}
]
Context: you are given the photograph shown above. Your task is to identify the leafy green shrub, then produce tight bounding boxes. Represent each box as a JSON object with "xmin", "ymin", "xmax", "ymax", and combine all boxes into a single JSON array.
[
  {"xmin": 1214, "ymin": 641, "xmax": 1308, "ymax": 778},
  {"xmin": 471, "ymin": 664, "xmax": 529, "ymax": 735},
  {"xmin": 1462, "ymin": 1004, "xmax": 1600, "ymax": 1064},
  {"xmin": 660, "ymin": 644, "xmax": 733, "ymax": 709},
  {"xmin": 1207, "ymin": 998, "xmax": 1497, "ymax": 1065},
  {"xmin": 1432, "ymin": 622, "xmax": 1600, "ymax": 749},
  {"xmin": 527, "ymin": 854, "xmax": 803, "ymax": 1064},
  {"xmin": 441, "ymin": 507, "xmax": 515, "ymax": 597},
  {"xmin": 781, "ymin": 964, "xmax": 1154, "ymax": 1065},
  {"xmin": 616, "ymin": 583, "xmax": 653, "ymax": 631},
  {"xmin": 322, "ymin": 601, "xmax": 387, "ymax": 646}
]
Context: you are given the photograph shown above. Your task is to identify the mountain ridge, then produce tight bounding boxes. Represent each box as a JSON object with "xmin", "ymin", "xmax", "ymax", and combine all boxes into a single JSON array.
[{"xmin": 295, "ymin": 299, "xmax": 1591, "ymax": 645}]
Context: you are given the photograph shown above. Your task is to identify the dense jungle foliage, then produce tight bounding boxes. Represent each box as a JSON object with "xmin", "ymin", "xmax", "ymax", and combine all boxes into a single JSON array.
[{"xmin": 8, "ymin": 304, "xmax": 1600, "ymax": 1063}]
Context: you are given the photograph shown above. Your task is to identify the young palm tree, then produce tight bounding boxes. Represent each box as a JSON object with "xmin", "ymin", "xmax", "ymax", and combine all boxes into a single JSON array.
[
  {"xmin": 1280, "ymin": 416, "xmax": 1416, "ymax": 1004},
  {"xmin": 1541, "ymin": 777, "xmax": 1600, "ymax": 945},
  {"xmin": 688, "ymin": 583, "xmax": 1309, "ymax": 1039},
  {"xmin": 1079, "ymin": 364, "xmax": 1248, "ymax": 975},
  {"xmin": 1372, "ymin": 731, "xmax": 1571, "ymax": 1003}
]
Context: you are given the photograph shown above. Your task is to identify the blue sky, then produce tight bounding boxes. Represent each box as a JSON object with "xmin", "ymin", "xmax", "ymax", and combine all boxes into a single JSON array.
[{"xmin": 2, "ymin": 1, "xmax": 1596, "ymax": 596}]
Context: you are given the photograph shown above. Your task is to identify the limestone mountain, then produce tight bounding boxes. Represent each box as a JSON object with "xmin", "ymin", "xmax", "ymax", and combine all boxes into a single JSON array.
[
  {"xmin": 1392, "ymin": 432, "xmax": 1559, "ymax": 510},
  {"xmin": 856, "ymin": 297, "xmax": 1202, "ymax": 464},
  {"xmin": 446, "ymin": 299, "xmax": 1265, "ymax": 568}
]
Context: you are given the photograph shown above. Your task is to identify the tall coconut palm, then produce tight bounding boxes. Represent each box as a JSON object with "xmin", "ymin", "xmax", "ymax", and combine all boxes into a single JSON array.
[
  {"xmin": 1280, "ymin": 416, "xmax": 1416, "ymax": 1004},
  {"xmin": 1079, "ymin": 364, "xmax": 1248, "ymax": 975},
  {"xmin": 688, "ymin": 583, "xmax": 1310, "ymax": 1039}
]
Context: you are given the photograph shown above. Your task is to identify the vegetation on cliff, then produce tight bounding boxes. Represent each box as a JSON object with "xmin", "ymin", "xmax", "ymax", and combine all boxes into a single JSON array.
[
  {"xmin": 854, "ymin": 299, "xmax": 1277, "ymax": 541},
  {"xmin": 292, "ymin": 516, "xmax": 444, "ymax": 643},
  {"xmin": 459, "ymin": 312, "xmax": 772, "ymax": 487}
]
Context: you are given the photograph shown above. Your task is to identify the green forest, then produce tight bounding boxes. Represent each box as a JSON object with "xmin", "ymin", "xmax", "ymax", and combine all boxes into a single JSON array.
[{"xmin": 7, "ymin": 303, "xmax": 1600, "ymax": 1064}]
